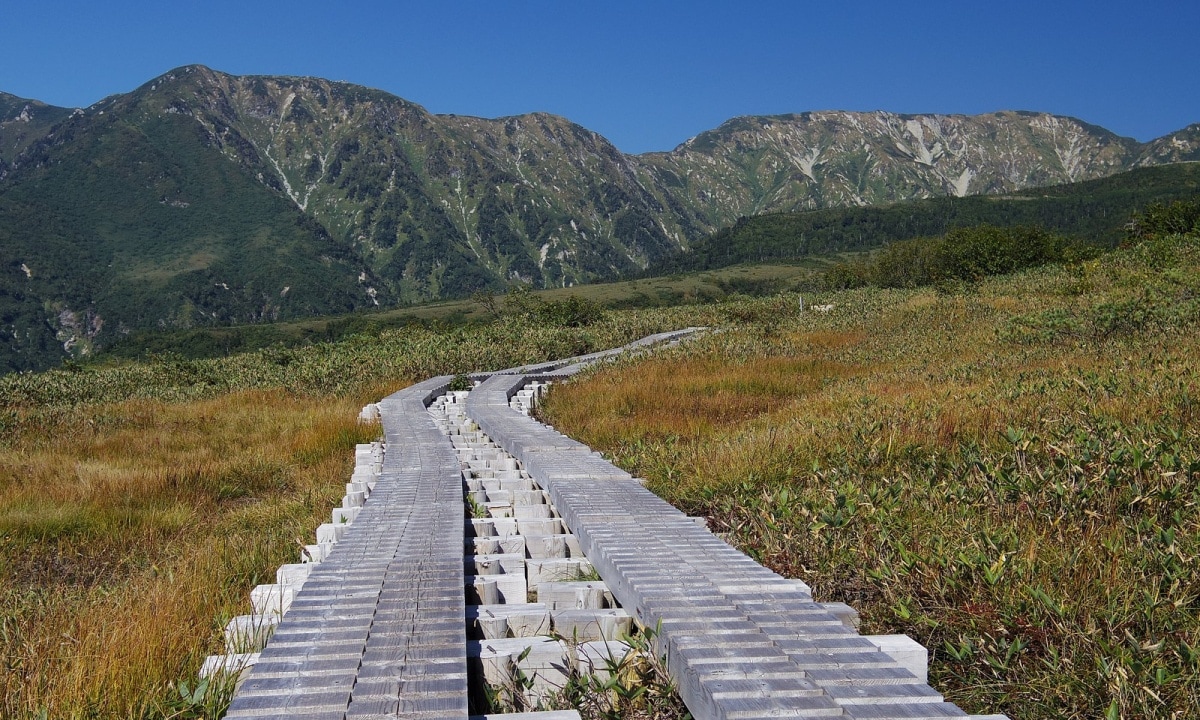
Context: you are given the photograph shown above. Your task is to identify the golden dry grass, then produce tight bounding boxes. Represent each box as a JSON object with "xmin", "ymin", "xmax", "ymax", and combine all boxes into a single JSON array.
[
  {"xmin": 0, "ymin": 389, "xmax": 382, "ymax": 719},
  {"xmin": 544, "ymin": 354, "xmax": 860, "ymax": 446},
  {"xmin": 0, "ymin": 310, "xmax": 725, "ymax": 718},
  {"xmin": 540, "ymin": 237, "xmax": 1200, "ymax": 719}
]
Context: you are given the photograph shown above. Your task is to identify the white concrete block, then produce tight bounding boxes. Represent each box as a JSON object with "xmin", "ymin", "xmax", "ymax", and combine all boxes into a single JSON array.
[
  {"xmin": 516, "ymin": 518, "xmax": 562, "ymax": 535},
  {"xmin": 486, "ymin": 503, "xmax": 514, "ymax": 518},
  {"xmin": 478, "ymin": 614, "xmax": 509, "ymax": 640},
  {"xmin": 471, "ymin": 637, "xmax": 572, "ymax": 702},
  {"xmin": 301, "ymin": 543, "xmax": 333, "ymax": 563},
  {"xmin": 537, "ymin": 582, "xmax": 612, "ymax": 610},
  {"xmin": 575, "ymin": 641, "xmax": 633, "ymax": 680},
  {"xmin": 524, "ymin": 534, "xmax": 568, "ymax": 559},
  {"xmin": 490, "ymin": 518, "xmax": 519, "ymax": 536},
  {"xmin": 469, "ymin": 604, "xmax": 552, "ymax": 639},
  {"xmin": 527, "ymin": 558, "xmax": 593, "ymax": 589},
  {"xmin": 468, "ymin": 518, "xmax": 496, "ymax": 537},
  {"xmin": 512, "ymin": 489, "xmax": 547, "ymax": 505},
  {"xmin": 491, "ymin": 573, "xmax": 528, "ymax": 603},
  {"xmin": 467, "ymin": 570, "xmax": 529, "ymax": 604},
  {"xmin": 484, "ymin": 489, "xmax": 513, "ymax": 504},
  {"xmin": 199, "ymin": 652, "xmax": 260, "ymax": 680},
  {"xmin": 467, "ymin": 553, "xmax": 526, "ymax": 576},
  {"xmin": 276, "ymin": 563, "xmax": 311, "ymax": 588},
  {"xmin": 315, "ymin": 522, "xmax": 344, "ymax": 544},
  {"xmin": 820, "ymin": 602, "xmax": 859, "ymax": 629},
  {"xmin": 223, "ymin": 615, "xmax": 278, "ymax": 653},
  {"xmin": 868, "ymin": 634, "xmax": 928, "ymax": 683},
  {"xmin": 332, "ymin": 506, "xmax": 359, "ymax": 525},
  {"xmin": 513, "ymin": 503, "xmax": 551, "ymax": 520},
  {"xmin": 249, "ymin": 584, "xmax": 294, "ymax": 619},
  {"xmin": 469, "ymin": 577, "xmax": 502, "ymax": 606},
  {"xmin": 551, "ymin": 609, "xmax": 633, "ymax": 641},
  {"xmin": 467, "ymin": 534, "xmax": 526, "ymax": 556}
]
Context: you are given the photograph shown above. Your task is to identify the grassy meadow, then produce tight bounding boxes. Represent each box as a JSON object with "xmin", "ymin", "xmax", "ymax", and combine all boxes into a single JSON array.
[
  {"xmin": 2, "ymin": 215, "xmax": 1197, "ymax": 719},
  {"xmin": 0, "ymin": 314, "xmax": 711, "ymax": 718},
  {"xmin": 96, "ymin": 259, "xmax": 832, "ymax": 362},
  {"xmin": 0, "ymin": 392, "xmax": 379, "ymax": 718},
  {"xmin": 540, "ymin": 231, "xmax": 1200, "ymax": 719}
]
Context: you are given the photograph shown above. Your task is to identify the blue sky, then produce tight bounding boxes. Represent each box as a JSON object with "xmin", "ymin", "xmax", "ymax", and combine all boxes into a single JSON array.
[{"xmin": 1, "ymin": 0, "xmax": 1197, "ymax": 154}]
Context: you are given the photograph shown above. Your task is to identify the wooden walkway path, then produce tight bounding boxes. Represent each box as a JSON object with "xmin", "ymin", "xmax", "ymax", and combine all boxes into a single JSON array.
[
  {"xmin": 223, "ymin": 376, "xmax": 469, "ymax": 719},
  {"xmin": 215, "ymin": 330, "xmax": 1005, "ymax": 720}
]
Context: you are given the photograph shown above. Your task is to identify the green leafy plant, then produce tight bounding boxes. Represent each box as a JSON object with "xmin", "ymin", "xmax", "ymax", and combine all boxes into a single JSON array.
[{"xmin": 448, "ymin": 374, "xmax": 474, "ymax": 392}]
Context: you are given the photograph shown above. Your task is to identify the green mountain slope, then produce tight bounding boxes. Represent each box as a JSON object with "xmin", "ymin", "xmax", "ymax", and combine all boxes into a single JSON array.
[
  {"xmin": 0, "ymin": 65, "xmax": 1197, "ymax": 372},
  {"xmin": 132, "ymin": 67, "xmax": 686, "ymax": 293},
  {"xmin": 650, "ymin": 163, "xmax": 1200, "ymax": 273},
  {"xmin": 1138, "ymin": 123, "xmax": 1200, "ymax": 165},
  {"xmin": 0, "ymin": 92, "xmax": 73, "ymax": 170},
  {"xmin": 0, "ymin": 86, "xmax": 381, "ymax": 372}
]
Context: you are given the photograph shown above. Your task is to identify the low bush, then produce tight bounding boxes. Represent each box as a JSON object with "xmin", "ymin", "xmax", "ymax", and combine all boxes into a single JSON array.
[
  {"xmin": 1125, "ymin": 198, "xmax": 1200, "ymax": 242},
  {"xmin": 826, "ymin": 225, "xmax": 1101, "ymax": 290}
]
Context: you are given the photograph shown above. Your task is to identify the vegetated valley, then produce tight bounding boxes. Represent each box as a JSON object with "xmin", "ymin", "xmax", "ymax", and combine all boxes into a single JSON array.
[
  {"xmin": 0, "ymin": 196, "xmax": 1197, "ymax": 719},
  {"xmin": 4, "ymin": 63, "xmax": 1200, "ymax": 720},
  {"xmin": 0, "ymin": 311, "xmax": 706, "ymax": 719},
  {"xmin": 3, "ymin": 64, "xmax": 1200, "ymax": 373}
]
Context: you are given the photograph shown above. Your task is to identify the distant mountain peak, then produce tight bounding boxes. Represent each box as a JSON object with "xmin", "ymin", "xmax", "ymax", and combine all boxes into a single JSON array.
[{"xmin": 0, "ymin": 66, "xmax": 1195, "ymax": 372}]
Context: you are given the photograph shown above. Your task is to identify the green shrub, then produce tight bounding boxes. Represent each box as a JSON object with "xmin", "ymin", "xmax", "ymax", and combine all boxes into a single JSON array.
[
  {"xmin": 830, "ymin": 225, "xmax": 1097, "ymax": 290},
  {"xmin": 536, "ymin": 295, "xmax": 605, "ymax": 328},
  {"xmin": 1125, "ymin": 199, "xmax": 1200, "ymax": 243},
  {"xmin": 447, "ymin": 374, "xmax": 474, "ymax": 392}
]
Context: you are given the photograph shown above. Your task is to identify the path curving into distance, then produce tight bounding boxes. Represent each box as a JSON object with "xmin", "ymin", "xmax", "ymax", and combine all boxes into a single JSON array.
[{"xmin": 207, "ymin": 329, "xmax": 1008, "ymax": 720}]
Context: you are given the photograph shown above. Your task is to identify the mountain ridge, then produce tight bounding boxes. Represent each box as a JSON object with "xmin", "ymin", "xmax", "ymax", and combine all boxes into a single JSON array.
[{"xmin": 1, "ymin": 64, "xmax": 1197, "ymax": 372}]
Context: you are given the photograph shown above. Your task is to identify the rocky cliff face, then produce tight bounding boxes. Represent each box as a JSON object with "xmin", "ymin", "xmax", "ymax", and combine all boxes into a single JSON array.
[
  {"xmin": 1136, "ymin": 123, "xmax": 1200, "ymax": 166},
  {"xmin": 121, "ymin": 67, "xmax": 688, "ymax": 296},
  {"xmin": 635, "ymin": 111, "xmax": 1141, "ymax": 224},
  {"xmin": 0, "ymin": 92, "xmax": 74, "ymax": 173}
]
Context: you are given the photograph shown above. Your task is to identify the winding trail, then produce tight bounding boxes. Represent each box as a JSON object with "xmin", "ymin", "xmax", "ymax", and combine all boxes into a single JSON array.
[{"xmin": 215, "ymin": 330, "xmax": 1006, "ymax": 720}]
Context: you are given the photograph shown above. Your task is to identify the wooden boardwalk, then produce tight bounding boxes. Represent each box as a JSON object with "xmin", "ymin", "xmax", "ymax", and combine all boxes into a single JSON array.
[
  {"xmin": 224, "ymin": 376, "xmax": 468, "ymax": 719},
  {"xmin": 468, "ymin": 372, "xmax": 989, "ymax": 720},
  {"xmin": 218, "ymin": 330, "xmax": 1005, "ymax": 720}
]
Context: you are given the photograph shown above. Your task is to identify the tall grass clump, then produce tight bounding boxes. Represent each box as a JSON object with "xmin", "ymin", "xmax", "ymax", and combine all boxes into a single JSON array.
[
  {"xmin": 541, "ymin": 229, "xmax": 1200, "ymax": 719},
  {"xmin": 0, "ymin": 391, "xmax": 380, "ymax": 718}
]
